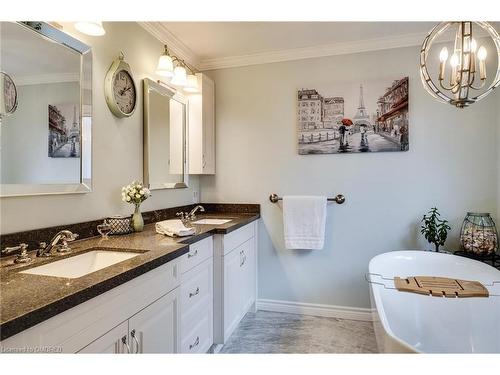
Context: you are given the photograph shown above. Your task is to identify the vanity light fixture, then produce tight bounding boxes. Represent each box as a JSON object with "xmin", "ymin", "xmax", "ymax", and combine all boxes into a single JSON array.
[
  {"xmin": 155, "ymin": 45, "xmax": 199, "ymax": 92},
  {"xmin": 182, "ymin": 62, "xmax": 200, "ymax": 93},
  {"xmin": 74, "ymin": 21, "xmax": 106, "ymax": 36},
  {"xmin": 171, "ymin": 64, "xmax": 188, "ymax": 87},
  {"xmin": 420, "ymin": 21, "xmax": 500, "ymax": 108},
  {"xmin": 184, "ymin": 73, "xmax": 200, "ymax": 93},
  {"xmin": 155, "ymin": 45, "xmax": 174, "ymax": 77}
]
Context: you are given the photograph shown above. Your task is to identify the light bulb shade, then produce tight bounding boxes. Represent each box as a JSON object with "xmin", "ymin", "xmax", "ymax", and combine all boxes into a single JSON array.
[
  {"xmin": 450, "ymin": 53, "xmax": 459, "ymax": 67},
  {"xmin": 470, "ymin": 39, "xmax": 478, "ymax": 53},
  {"xmin": 156, "ymin": 54, "xmax": 174, "ymax": 77},
  {"xmin": 184, "ymin": 74, "xmax": 199, "ymax": 92},
  {"xmin": 439, "ymin": 47, "xmax": 448, "ymax": 62},
  {"xmin": 170, "ymin": 66, "xmax": 188, "ymax": 86},
  {"xmin": 477, "ymin": 46, "xmax": 487, "ymax": 60},
  {"xmin": 75, "ymin": 21, "xmax": 106, "ymax": 36}
]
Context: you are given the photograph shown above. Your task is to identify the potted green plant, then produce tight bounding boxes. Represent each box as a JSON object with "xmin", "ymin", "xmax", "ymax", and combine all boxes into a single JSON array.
[{"xmin": 420, "ymin": 207, "xmax": 451, "ymax": 252}]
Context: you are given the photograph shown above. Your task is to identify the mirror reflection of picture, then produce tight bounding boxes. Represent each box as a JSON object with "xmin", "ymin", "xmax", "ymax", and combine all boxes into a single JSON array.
[{"xmin": 48, "ymin": 103, "xmax": 80, "ymax": 158}]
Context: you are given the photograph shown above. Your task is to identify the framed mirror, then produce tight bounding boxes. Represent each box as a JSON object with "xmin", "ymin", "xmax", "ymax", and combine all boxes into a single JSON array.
[
  {"xmin": 0, "ymin": 21, "xmax": 92, "ymax": 197},
  {"xmin": 143, "ymin": 78, "xmax": 188, "ymax": 189}
]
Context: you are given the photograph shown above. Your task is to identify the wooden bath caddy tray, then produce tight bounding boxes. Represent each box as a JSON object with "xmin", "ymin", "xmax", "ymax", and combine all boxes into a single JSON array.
[{"xmin": 394, "ymin": 276, "xmax": 489, "ymax": 298}]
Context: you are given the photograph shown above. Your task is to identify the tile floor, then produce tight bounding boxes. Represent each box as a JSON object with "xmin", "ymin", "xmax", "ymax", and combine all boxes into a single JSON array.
[{"xmin": 219, "ymin": 310, "xmax": 378, "ymax": 354}]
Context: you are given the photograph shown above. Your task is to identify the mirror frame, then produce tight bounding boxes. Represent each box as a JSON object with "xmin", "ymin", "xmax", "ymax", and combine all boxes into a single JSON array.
[
  {"xmin": 0, "ymin": 21, "xmax": 92, "ymax": 197},
  {"xmin": 143, "ymin": 78, "xmax": 188, "ymax": 190}
]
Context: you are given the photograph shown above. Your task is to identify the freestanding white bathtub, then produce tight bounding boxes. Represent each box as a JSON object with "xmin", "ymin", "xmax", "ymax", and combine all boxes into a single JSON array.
[{"xmin": 368, "ymin": 251, "xmax": 500, "ymax": 353}]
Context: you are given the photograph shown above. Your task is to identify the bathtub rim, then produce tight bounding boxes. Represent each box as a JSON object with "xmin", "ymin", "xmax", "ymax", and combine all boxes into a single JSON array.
[{"xmin": 368, "ymin": 250, "xmax": 500, "ymax": 353}]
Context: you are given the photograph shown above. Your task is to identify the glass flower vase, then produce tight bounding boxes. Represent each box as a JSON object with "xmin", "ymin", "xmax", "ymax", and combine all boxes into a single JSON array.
[{"xmin": 132, "ymin": 203, "xmax": 144, "ymax": 232}]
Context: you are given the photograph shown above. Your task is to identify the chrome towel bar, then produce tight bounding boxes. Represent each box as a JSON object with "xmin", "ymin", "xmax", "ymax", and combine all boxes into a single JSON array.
[{"xmin": 269, "ymin": 193, "xmax": 346, "ymax": 204}]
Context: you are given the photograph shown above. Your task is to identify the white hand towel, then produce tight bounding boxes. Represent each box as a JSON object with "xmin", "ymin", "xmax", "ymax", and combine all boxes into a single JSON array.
[
  {"xmin": 283, "ymin": 196, "xmax": 327, "ymax": 250},
  {"xmin": 155, "ymin": 219, "xmax": 195, "ymax": 237}
]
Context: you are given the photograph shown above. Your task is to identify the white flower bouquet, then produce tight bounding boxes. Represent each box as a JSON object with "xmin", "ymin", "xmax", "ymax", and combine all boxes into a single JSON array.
[
  {"xmin": 122, "ymin": 181, "xmax": 151, "ymax": 232},
  {"xmin": 121, "ymin": 181, "xmax": 151, "ymax": 205}
]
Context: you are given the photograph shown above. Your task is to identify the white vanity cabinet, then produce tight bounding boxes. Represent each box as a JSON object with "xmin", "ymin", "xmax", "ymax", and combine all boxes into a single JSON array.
[
  {"xmin": 1, "ymin": 259, "xmax": 181, "ymax": 354},
  {"xmin": 214, "ymin": 221, "xmax": 258, "ymax": 344},
  {"xmin": 179, "ymin": 236, "xmax": 214, "ymax": 353},
  {"xmin": 188, "ymin": 73, "xmax": 215, "ymax": 175},
  {"xmin": 1, "ymin": 221, "xmax": 259, "ymax": 353}
]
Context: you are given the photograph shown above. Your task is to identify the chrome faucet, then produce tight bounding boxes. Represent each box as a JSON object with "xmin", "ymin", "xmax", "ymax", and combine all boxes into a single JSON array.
[
  {"xmin": 188, "ymin": 205, "xmax": 205, "ymax": 220},
  {"xmin": 1, "ymin": 243, "xmax": 32, "ymax": 264},
  {"xmin": 176, "ymin": 205, "xmax": 205, "ymax": 226},
  {"xmin": 37, "ymin": 230, "xmax": 79, "ymax": 257}
]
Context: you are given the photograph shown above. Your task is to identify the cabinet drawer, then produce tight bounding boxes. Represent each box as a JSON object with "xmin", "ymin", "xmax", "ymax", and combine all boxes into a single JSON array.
[
  {"xmin": 180, "ymin": 312, "xmax": 211, "ymax": 353},
  {"xmin": 180, "ymin": 258, "xmax": 212, "ymax": 315},
  {"xmin": 180, "ymin": 236, "xmax": 213, "ymax": 274},
  {"xmin": 222, "ymin": 223, "xmax": 254, "ymax": 255}
]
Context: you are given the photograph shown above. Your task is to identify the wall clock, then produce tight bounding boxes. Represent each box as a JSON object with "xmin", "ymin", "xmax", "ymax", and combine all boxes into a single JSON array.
[
  {"xmin": 104, "ymin": 52, "xmax": 137, "ymax": 118},
  {"xmin": 1, "ymin": 71, "xmax": 18, "ymax": 117}
]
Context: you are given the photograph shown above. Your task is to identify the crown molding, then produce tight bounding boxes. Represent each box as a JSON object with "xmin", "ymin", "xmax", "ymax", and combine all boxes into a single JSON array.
[
  {"xmin": 138, "ymin": 23, "xmax": 494, "ymax": 72},
  {"xmin": 138, "ymin": 22, "xmax": 201, "ymax": 69},
  {"xmin": 15, "ymin": 73, "xmax": 80, "ymax": 86},
  {"xmin": 197, "ymin": 32, "xmax": 430, "ymax": 70}
]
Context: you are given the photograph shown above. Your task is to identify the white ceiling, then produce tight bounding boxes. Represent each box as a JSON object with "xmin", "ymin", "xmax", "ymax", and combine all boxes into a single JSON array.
[
  {"xmin": 140, "ymin": 21, "xmax": 500, "ymax": 71},
  {"xmin": 161, "ymin": 22, "xmax": 436, "ymax": 59}
]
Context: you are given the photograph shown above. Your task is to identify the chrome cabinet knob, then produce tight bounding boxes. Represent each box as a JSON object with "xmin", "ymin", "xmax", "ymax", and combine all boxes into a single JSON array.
[
  {"xmin": 189, "ymin": 287, "xmax": 200, "ymax": 298},
  {"xmin": 239, "ymin": 250, "xmax": 246, "ymax": 267},
  {"xmin": 130, "ymin": 329, "xmax": 140, "ymax": 354},
  {"xmin": 121, "ymin": 335, "xmax": 131, "ymax": 354},
  {"xmin": 189, "ymin": 336, "xmax": 200, "ymax": 350}
]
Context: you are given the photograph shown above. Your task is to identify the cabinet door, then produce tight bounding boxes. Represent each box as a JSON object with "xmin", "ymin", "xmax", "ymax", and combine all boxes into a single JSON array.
[
  {"xmin": 202, "ymin": 74, "xmax": 215, "ymax": 174},
  {"xmin": 240, "ymin": 238, "xmax": 256, "ymax": 312},
  {"xmin": 128, "ymin": 288, "xmax": 180, "ymax": 353},
  {"xmin": 223, "ymin": 247, "xmax": 243, "ymax": 341},
  {"xmin": 188, "ymin": 73, "xmax": 215, "ymax": 175},
  {"xmin": 77, "ymin": 321, "xmax": 129, "ymax": 354}
]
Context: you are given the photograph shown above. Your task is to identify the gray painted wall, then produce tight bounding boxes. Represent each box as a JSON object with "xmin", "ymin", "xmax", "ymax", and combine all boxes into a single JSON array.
[
  {"xmin": 0, "ymin": 22, "xmax": 198, "ymax": 234},
  {"xmin": 202, "ymin": 45, "xmax": 498, "ymax": 309}
]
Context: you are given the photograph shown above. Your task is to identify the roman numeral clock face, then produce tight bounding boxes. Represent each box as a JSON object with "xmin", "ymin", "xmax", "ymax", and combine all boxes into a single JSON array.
[
  {"xmin": 104, "ymin": 55, "xmax": 137, "ymax": 118},
  {"xmin": 113, "ymin": 70, "xmax": 136, "ymax": 115}
]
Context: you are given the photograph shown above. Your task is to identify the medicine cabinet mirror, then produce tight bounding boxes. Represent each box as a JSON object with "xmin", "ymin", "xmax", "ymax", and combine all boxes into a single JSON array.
[{"xmin": 143, "ymin": 78, "xmax": 188, "ymax": 189}]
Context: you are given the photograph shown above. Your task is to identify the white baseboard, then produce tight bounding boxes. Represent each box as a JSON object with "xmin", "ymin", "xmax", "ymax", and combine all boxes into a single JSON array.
[{"xmin": 256, "ymin": 299, "xmax": 374, "ymax": 322}]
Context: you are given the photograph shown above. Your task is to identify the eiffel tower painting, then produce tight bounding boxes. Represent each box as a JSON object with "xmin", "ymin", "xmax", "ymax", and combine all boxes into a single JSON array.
[
  {"xmin": 353, "ymin": 84, "xmax": 371, "ymax": 129},
  {"xmin": 297, "ymin": 76, "xmax": 409, "ymax": 155}
]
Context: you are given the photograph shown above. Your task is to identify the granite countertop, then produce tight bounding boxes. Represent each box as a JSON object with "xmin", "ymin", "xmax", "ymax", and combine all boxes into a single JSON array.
[{"xmin": 0, "ymin": 212, "xmax": 259, "ymax": 341}]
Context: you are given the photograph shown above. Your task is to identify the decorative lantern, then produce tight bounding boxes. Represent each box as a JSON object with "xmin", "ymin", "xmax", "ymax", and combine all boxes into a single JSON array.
[{"xmin": 460, "ymin": 213, "xmax": 498, "ymax": 255}]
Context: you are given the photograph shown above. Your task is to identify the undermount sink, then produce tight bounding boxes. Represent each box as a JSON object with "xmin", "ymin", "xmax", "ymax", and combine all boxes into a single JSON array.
[
  {"xmin": 19, "ymin": 250, "xmax": 140, "ymax": 279},
  {"xmin": 191, "ymin": 218, "xmax": 232, "ymax": 225}
]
